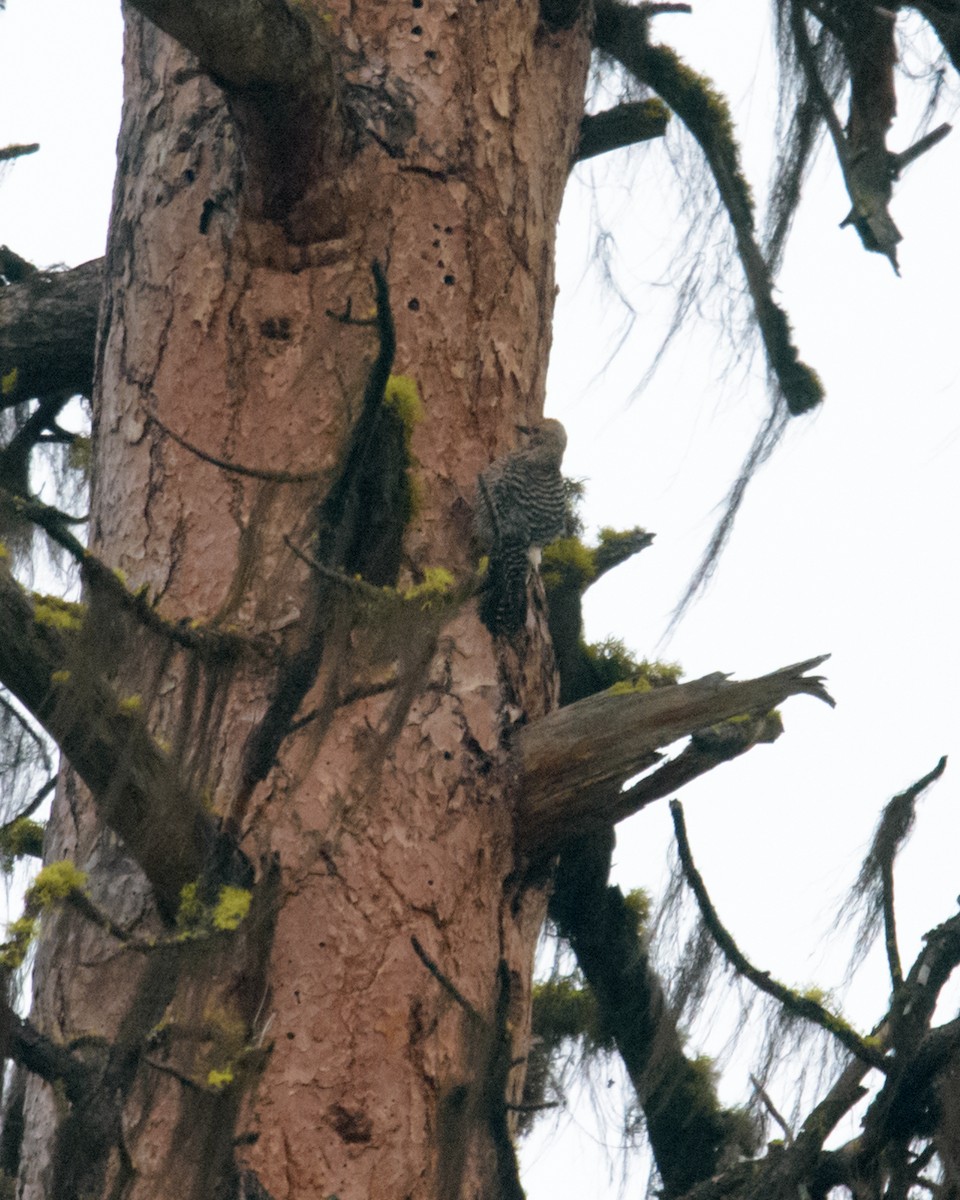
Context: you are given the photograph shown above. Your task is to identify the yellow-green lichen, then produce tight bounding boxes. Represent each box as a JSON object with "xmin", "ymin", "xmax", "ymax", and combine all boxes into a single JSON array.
[
  {"xmin": 118, "ymin": 694, "xmax": 143, "ymax": 715},
  {"xmin": 1, "ymin": 368, "xmax": 17, "ymax": 397},
  {"xmin": 50, "ymin": 670, "xmax": 71, "ymax": 684},
  {"xmin": 33, "ymin": 595, "xmax": 85, "ymax": 633},
  {"xmin": 383, "ymin": 374, "xmax": 423, "ymax": 442},
  {"xmin": 212, "ymin": 886, "xmax": 252, "ymax": 931},
  {"xmin": 207, "ymin": 1068, "xmax": 235, "ymax": 1090}
]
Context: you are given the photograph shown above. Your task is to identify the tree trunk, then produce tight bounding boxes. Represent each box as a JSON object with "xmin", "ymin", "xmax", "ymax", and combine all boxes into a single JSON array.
[{"xmin": 16, "ymin": 6, "xmax": 591, "ymax": 1199}]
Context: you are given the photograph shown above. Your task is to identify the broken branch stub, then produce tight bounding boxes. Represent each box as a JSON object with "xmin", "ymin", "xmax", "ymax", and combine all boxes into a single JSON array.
[{"xmin": 514, "ymin": 655, "xmax": 833, "ymax": 852}]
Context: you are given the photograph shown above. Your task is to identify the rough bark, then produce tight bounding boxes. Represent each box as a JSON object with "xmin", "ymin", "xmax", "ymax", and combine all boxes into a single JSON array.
[{"xmin": 17, "ymin": 4, "xmax": 594, "ymax": 1199}]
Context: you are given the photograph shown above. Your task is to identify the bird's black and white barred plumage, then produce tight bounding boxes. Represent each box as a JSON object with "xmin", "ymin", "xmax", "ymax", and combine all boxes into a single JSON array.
[{"xmin": 474, "ymin": 419, "xmax": 567, "ymax": 635}]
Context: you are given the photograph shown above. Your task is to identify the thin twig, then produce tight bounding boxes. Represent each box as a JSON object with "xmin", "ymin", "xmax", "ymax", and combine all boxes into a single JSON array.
[
  {"xmin": 670, "ymin": 800, "xmax": 886, "ymax": 1068},
  {"xmin": 750, "ymin": 1073, "xmax": 794, "ymax": 1143},
  {"xmin": 145, "ymin": 411, "xmax": 327, "ymax": 483},
  {"xmin": 411, "ymin": 935, "xmax": 484, "ymax": 1025}
]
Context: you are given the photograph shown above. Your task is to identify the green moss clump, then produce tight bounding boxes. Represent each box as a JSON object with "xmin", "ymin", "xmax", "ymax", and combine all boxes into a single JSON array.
[
  {"xmin": 178, "ymin": 881, "xmax": 252, "ymax": 937},
  {"xmin": 177, "ymin": 882, "xmax": 204, "ymax": 930},
  {"xmin": 33, "ymin": 594, "xmax": 85, "ymax": 633},
  {"xmin": 622, "ymin": 887, "xmax": 651, "ymax": 932},
  {"xmin": 30, "ymin": 860, "xmax": 87, "ymax": 905},
  {"xmin": 541, "ymin": 537, "xmax": 597, "ymax": 592},
  {"xmin": 0, "ymin": 859, "xmax": 87, "ymax": 967},
  {"xmin": 0, "ymin": 817, "xmax": 45, "ymax": 866},
  {"xmin": 400, "ymin": 567, "xmax": 455, "ymax": 609}
]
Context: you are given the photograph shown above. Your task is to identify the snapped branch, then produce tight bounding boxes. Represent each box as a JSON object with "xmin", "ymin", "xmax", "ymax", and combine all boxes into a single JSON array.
[{"xmin": 515, "ymin": 655, "xmax": 833, "ymax": 852}]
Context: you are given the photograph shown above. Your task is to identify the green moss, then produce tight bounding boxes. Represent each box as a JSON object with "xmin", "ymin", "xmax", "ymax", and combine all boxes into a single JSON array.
[
  {"xmin": 541, "ymin": 537, "xmax": 597, "ymax": 591},
  {"xmin": 609, "ymin": 677, "xmax": 652, "ymax": 695},
  {"xmin": 212, "ymin": 886, "xmax": 252, "ymax": 932},
  {"xmin": 400, "ymin": 567, "xmax": 455, "ymax": 609},
  {"xmin": 0, "ymin": 916, "xmax": 37, "ymax": 968},
  {"xmin": 30, "ymin": 860, "xmax": 87, "ymax": 905},
  {"xmin": 622, "ymin": 887, "xmax": 650, "ymax": 931},
  {"xmin": 0, "ymin": 817, "xmax": 45, "ymax": 864},
  {"xmin": 1, "ymin": 368, "xmax": 17, "ymax": 397},
  {"xmin": 33, "ymin": 594, "xmax": 85, "ymax": 633},
  {"xmin": 383, "ymin": 375, "xmax": 423, "ymax": 445},
  {"xmin": 67, "ymin": 435, "xmax": 92, "ymax": 474},
  {"xmin": 177, "ymin": 882, "xmax": 204, "ymax": 929},
  {"xmin": 178, "ymin": 881, "xmax": 252, "ymax": 937},
  {"xmin": 0, "ymin": 860, "xmax": 87, "ymax": 967}
]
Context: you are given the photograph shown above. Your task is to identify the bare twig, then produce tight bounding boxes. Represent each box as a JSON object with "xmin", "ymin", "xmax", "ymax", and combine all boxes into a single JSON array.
[{"xmin": 411, "ymin": 935, "xmax": 484, "ymax": 1026}]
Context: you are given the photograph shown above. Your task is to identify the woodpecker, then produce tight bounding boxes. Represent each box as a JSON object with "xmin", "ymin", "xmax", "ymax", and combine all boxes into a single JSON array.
[{"xmin": 474, "ymin": 418, "xmax": 567, "ymax": 635}]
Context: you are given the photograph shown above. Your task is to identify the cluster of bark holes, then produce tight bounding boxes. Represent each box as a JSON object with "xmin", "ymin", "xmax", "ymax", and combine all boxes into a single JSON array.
[
  {"xmin": 409, "ymin": 0, "xmax": 439, "ymax": 60},
  {"xmin": 408, "ymin": 223, "xmax": 457, "ymax": 309}
]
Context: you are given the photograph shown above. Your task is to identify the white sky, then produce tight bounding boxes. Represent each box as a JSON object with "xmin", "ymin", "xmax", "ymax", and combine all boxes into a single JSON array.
[{"xmin": 2, "ymin": 2, "xmax": 959, "ymax": 1196}]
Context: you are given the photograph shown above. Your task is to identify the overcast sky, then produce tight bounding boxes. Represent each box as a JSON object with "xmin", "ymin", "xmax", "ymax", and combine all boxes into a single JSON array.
[{"xmin": 2, "ymin": 2, "xmax": 959, "ymax": 1196}]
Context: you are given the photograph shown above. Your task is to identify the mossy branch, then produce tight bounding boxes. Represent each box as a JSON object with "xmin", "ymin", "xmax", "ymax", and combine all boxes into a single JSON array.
[
  {"xmin": 593, "ymin": 0, "xmax": 823, "ymax": 415},
  {"xmin": 0, "ymin": 566, "xmax": 248, "ymax": 921},
  {"xmin": 575, "ymin": 99, "xmax": 671, "ymax": 162},
  {"xmin": 669, "ymin": 799, "xmax": 886, "ymax": 1069}
]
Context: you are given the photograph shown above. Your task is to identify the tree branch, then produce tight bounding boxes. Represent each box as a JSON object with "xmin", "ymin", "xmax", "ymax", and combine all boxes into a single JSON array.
[
  {"xmin": 574, "ymin": 99, "xmax": 670, "ymax": 162},
  {"xmin": 670, "ymin": 799, "xmax": 886, "ymax": 1068},
  {"xmin": 127, "ymin": 0, "xmax": 328, "ymax": 94},
  {"xmin": 0, "ymin": 258, "xmax": 101, "ymax": 405},
  {"xmin": 515, "ymin": 655, "xmax": 833, "ymax": 851}
]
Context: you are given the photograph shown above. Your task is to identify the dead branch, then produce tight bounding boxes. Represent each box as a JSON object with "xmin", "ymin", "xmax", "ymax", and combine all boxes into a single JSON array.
[
  {"xmin": 126, "ymin": 0, "xmax": 330, "ymax": 95},
  {"xmin": 515, "ymin": 655, "xmax": 833, "ymax": 851}
]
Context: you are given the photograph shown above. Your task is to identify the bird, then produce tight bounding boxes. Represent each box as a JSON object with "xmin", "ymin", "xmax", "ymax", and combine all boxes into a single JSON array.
[{"xmin": 474, "ymin": 418, "xmax": 567, "ymax": 636}]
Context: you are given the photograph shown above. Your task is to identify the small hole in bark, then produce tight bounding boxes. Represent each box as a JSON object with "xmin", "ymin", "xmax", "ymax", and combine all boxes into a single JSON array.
[
  {"xmin": 425, "ymin": 48, "xmax": 437, "ymax": 58},
  {"xmin": 412, "ymin": 0, "xmax": 423, "ymax": 6},
  {"xmin": 286, "ymin": 1032, "xmax": 295, "ymax": 1040},
  {"xmin": 443, "ymin": 274, "xmax": 455, "ymax": 286},
  {"xmin": 432, "ymin": 239, "xmax": 440, "ymax": 248},
  {"xmin": 411, "ymin": 24, "xmax": 422, "ymax": 34},
  {"xmin": 408, "ymin": 297, "xmax": 420, "ymax": 311},
  {"xmin": 444, "ymin": 226, "xmax": 453, "ymax": 234},
  {"xmin": 183, "ymin": 168, "xmax": 195, "ymax": 183},
  {"xmin": 199, "ymin": 198, "xmax": 217, "ymax": 234},
  {"xmin": 443, "ymin": 751, "xmax": 453, "ymax": 760}
]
